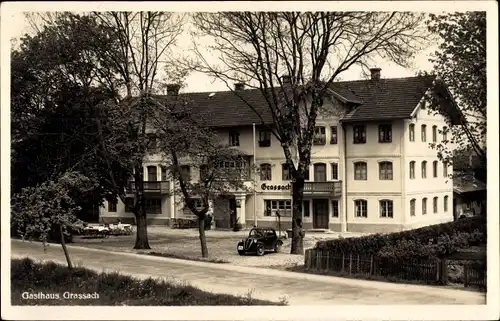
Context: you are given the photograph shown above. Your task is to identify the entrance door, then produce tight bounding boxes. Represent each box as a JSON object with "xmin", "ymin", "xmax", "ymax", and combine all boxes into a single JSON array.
[
  {"xmin": 229, "ymin": 198, "xmax": 237, "ymax": 227},
  {"xmin": 313, "ymin": 199, "xmax": 329, "ymax": 229}
]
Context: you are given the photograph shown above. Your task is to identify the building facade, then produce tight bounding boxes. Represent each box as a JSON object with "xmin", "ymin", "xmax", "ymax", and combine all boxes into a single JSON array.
[{"xmin": 99, "ymin": 69, "xmax": 458, "ymax": 233}]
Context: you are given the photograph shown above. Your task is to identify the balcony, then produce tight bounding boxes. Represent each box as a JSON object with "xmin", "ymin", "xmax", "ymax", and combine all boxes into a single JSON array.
[
  {"xmin": 127, "ymin": 181, "xmax": 170, "ymax": 194},
  {"xmin": 303, "ymin": 181, "xmax": 342, "ymax": 197}
]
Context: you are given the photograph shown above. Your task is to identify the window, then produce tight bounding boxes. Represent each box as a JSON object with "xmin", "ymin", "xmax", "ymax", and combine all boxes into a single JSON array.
[
  {"xmin": 409, "ymin": 161, "xmax": 416, "ymax": 179},
  {"xmin": 409, "ymin": 124, "xmax": 415, "ymax": 142},
  {"xmin": 330, "ymin": 126, "xmax": 338, "ymax": 144},
  {"xmin": 432, "ymin": 161, "xmax": 437, "ymax": 177},
  {"xmin": 353, "ymin": 125, "xmax": 366, "ymax": 144},
  {"xmin": 380, "ymin": 200, "xmax": 393, "ymax": 218},
  {"xmin": 264, "ymin": 199, "xmax": 292, "ymax": 217},
  {"xmin": 443, "ymin": 161, "xmax": 448, "ymax": 177},
  {"xmin": 332, "ymin": 200, "xmax": 339, "ymax": 217},
  {"xmin": 421, "ymin": 161, "xmax": 427, "ymax": 178},
  {"xmin": 146, "ymin": 133, "xmax": 157, "ymax": 152},
  {"xmin": 422, "ymin": 198, "xmax": 427, "ymax": 215},
  {"xmin": 410, "ymin": 199, "xmax": 416, "ymax": 216},
  {"xmin": 145, "ymin": 198, "xmax": 162, "ymax": 214},
  {"xmin": 313, "ymin": 126, "xmax": 326, "ymax": 145},
  {"xmin": 180, "ymin": 165, "xmax": 191, "ymax": 181},
  {"xmin": 147, "ymin": 166, "xmax": 157, "ymax": 182},
  {"xmin": 421, "ymin": 125, "xmax": 427, "ymax": 142},
  {"xmin": 433, "ymin": 197, "xmax": 438, "ymax": 214},
  {"xmin": 432, "ymin": 125, "xmax": 437, "ymax": 142},
  {"xmin": 229, "ymin": 131, "xmax": 240, "ymax": 146},
  {"xmin": 260, "ymin": 163, "xmax": 272, "ymax": 181},
  {"xmin": 199, "ymin": 164, "xmax": 209, "ymax": 181},
  {"xmin": 161, "ymin": 166, "xmax": 168, "ymax": 181},
  {"xmin": 442, "ymin": 127, "xmax": 448, "ymax": 142},
  {"xmin": 331, "ymin": 163, "xmax": 339, "ymax": 180},
  {"xmin": 259, "ymin": 130, "xmax": 271, "ymax": 147},
  {"xmin": 282, "ymin": 163, "xmax": 292, "ymax": 180},
  {"xmin": 124, "ymin": 197, "xmax": 134, "ymax": 212},
  {"xmin": 444, "ymin": 195, "xmax": 449, "ymax": 212},
  {"xmin": 354, "ymin": 199, "xmax": 368, "ymax": 218},
  {"xmin": 379, "ymin": 161, "xmax": 393, "ymax": 180},
  {"xmin": 378, "ymin": 124, "xmax": 392, "ymax": 143},
  {"xmin": 313, "ymin": 163, "xmax": 327, "ymax": 182},
  {"xmin": 303, "ymin": 200, "xmax": 310, "ymax": 217},
  {"xmin": 108, "ymin": 200, "xmax": 117, "ymax": 212},
  {"xmin": 354, "ymin": 162, "xmax": 367, "ymax": 180}
]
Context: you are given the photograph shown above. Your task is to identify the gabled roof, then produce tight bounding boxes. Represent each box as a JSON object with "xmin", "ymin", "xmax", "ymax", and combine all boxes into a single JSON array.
[
  {"xmin": 145, "ymin": 75, "xmax": 445, "ymax": 127},
  {"xmin": 339, "ymin": 75, "xmax": 436, "ymax": 122}
]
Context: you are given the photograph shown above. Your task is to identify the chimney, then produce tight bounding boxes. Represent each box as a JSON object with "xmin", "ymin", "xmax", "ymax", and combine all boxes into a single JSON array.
[
  {"xmin": 166, "ymin": 83, "xmax": 181, "ymax": 96},
  {"xmin": 234, "ymin": 82, "xmax": 245, "ymax": 91},
  {"xmin": 370, "ymin": 68, "xmax": 381, "ymax": 80}
]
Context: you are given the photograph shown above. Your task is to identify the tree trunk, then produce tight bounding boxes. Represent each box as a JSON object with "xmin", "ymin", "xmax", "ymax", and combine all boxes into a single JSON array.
[
  {"xmin": 290, "ymin": 179, "xmax": 305, "ymax": 255},
  {"xmin": 134, "ymin": 210, "xmax": 151, "ymax": 249},
  {"xmin": 133, "ymin": 164, "xmax": 151, "ymax": 250},
  {"xmin": 198, "ymin": 216, "xmax": 209, "ymax": 258},
  {"xmin": 59, "ymin": 225, "xmax": 73, "ymax": 270}
]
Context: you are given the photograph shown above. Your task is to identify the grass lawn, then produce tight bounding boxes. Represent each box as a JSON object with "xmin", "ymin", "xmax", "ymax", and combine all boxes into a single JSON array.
[{"xmin": 11, "ymin": 258, "xmax": 285, "ymax": 306}]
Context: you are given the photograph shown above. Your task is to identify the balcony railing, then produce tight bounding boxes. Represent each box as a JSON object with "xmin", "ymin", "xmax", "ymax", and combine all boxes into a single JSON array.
[
  {"xmin": 303, "ymin": 181, "xmax": 342, "ymax": 196},
  {"xmin": 127, "ymin": 181, "xmax": 170, "ymax": 194}
]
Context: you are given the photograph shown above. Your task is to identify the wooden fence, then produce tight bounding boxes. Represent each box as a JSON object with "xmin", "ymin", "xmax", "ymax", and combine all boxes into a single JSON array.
[
  {"xmin": 464, "ymin": 263, "xmax": 487, "ymax": 289},
  {"xmin": 305, "ymin": 249, "xmax": 439, "ymax": 283},
  {"xmin": 305, "ymin": 249, "xmax": 487, "ymax": 287}
]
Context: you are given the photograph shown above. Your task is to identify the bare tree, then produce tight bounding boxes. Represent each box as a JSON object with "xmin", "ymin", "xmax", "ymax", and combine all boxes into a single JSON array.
[
  {"xmin": 191, "ymin": 12, "xmax": 428, "ymax": 254},
  {"xmin": 92, "ymin": 12, "xmax": 186, "ymax": 249},
  {"xmin": 149, "ymin": 93, "xmax": 249, "ymax": 257}
]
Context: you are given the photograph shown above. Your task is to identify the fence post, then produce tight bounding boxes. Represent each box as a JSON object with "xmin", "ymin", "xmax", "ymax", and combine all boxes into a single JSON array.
[
  {"xmin": 349, "ymin": 252, "xmax": 353, "ymax": 275},
  {"xmin": 305, "ymin": 250, "xmax": 310, "ymax": 270},
  {"xmin": 342, "ymin": 252, "xmax": 345, "ymax": 272},
  {"xmin": 370, "ymin": 255, "xmax": 374, "ymax": 275},
  {"xmin": 316, "ymin": 250, "xmax": 321, "ymax": 271},
  {"xmin": 464, "ymin": 264, "xmax": 469, "ymax": 288},
  {"xmin": 357, "ymin": 253, "xmax": 360, "ymax": 273},
  {"xmin": 439, "ymin": 259, "xmax": 448, "ymax": 285},
  {"xmin": 325, "ymin": 251, "xmax": 330, "ymax": 272}
]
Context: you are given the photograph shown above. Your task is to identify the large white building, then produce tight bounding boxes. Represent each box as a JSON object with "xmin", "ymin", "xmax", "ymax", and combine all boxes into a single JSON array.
[{"xmin": 100, "ymin": 68, "xmax": 459, "ymax": 233}]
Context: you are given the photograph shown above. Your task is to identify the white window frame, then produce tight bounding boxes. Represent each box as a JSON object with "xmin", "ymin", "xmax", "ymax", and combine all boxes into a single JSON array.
[
  {"xmin": 354, "ymin": 199, "xmax": 368, "ymax": 218},
  {"xmin": 379, "ymin": 200, "xmax": 393, "ymax": 218}
]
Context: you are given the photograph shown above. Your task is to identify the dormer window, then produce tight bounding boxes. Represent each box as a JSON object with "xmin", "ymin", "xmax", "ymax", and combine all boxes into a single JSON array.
[
  {"xmin": 229, "ymin": 131, "xmax": 240, "ymax": 146},
  {"xmin": 313, "ymin": 126, "xmax": 326, "ymax": 145}
]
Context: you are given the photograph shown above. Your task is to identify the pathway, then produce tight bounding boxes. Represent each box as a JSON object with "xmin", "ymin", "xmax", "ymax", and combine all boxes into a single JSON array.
[{"xmin": 10, "ymin": 240, "xmax": 485, "ymax": 305}]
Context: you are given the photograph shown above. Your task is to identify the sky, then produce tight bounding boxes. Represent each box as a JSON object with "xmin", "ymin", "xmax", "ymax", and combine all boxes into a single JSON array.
[{"xmin": 8, "ymin": 11, "xmax": 438, "ymax": 94}]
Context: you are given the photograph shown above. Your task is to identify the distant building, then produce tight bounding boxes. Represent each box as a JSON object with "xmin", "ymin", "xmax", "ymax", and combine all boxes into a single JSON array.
[{"xmin": 100, "ymin": 68, "xmax": 461, "ymax": 233}]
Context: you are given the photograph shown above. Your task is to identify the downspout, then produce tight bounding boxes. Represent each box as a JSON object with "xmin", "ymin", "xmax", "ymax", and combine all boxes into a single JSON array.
[
  {"xmin": 253, "ymin": 123, "xmax": 257, "ymax": 227},
  {"xmin": 401, "ymin": 120, "xmax": 406, "ymax": 230},
  {"xmin": 341, "ymin": 123, "xmax": 348, "ymax": 232}
]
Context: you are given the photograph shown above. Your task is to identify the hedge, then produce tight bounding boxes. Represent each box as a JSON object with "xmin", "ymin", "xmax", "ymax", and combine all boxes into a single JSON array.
[{"xmin": 315, "ymin": 216, "xmax": 486, "ymax": 260}]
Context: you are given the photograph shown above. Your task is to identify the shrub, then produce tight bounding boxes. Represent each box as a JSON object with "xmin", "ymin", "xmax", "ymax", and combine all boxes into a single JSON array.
[
  {"xmin": 11, "ymin": 258, "xmax": 284, "ymax": 306},
  {"xmin": 315, "ymin": 216, "xmax": 485, "ymax": 260}
]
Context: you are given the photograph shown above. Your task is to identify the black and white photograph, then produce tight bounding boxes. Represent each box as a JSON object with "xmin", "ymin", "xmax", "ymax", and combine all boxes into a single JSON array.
[{"xmin": 1, "ymin": 1, "xmax": 498, "ymax": 320}]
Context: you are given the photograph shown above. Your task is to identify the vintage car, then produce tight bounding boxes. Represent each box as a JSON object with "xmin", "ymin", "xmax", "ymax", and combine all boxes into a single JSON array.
[{"xmin": 237, "ymin": 227, "xmax": 284, "ymax": 256}]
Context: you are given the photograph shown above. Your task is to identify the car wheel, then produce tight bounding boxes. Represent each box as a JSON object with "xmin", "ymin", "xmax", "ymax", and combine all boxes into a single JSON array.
[
  {"xmin": 274, "ymin": 240, "xmax": 283, "ymax": 253},
  {"xmin": 238, "ymin": 250, "xmax": 245, "ymax": 256},
  {"xmin": 256, "ymin": 244, "xmax": 265, "ymax": 256}
]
